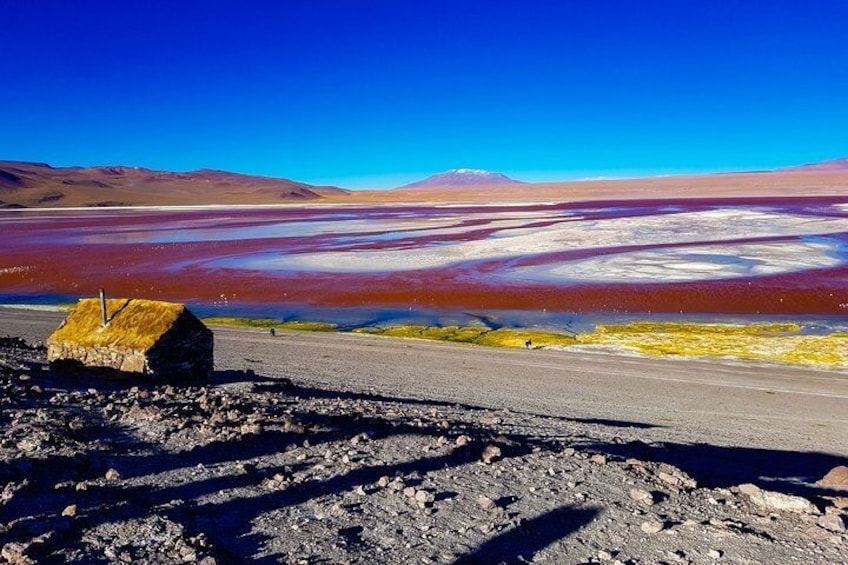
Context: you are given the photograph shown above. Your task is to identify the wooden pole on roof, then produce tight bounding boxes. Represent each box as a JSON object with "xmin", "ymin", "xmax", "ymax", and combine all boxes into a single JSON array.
[{"xmin": 99, "ymin": 288, "xmax": 108, "ymax": 327}]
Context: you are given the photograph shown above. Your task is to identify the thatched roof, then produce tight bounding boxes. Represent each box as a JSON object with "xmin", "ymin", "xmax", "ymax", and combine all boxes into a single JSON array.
[{"xmin": 50, "ymin": 298, "xmax": 188, "ymax": 351}]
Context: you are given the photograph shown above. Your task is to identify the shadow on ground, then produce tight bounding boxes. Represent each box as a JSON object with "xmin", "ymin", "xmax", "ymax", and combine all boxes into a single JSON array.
[{"xmin": 1, "ymin": 365, "xmax": 845, "ymax": 564}]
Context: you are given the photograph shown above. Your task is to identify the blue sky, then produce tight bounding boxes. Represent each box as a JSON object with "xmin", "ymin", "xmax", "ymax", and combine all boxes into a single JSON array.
[{"xmin": 1, "ymin": 1, "xmax": 846, "ymax": 189}]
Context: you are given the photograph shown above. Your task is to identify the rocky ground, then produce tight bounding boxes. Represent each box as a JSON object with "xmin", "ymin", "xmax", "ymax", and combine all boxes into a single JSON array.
[{"xmin": 1, "ymin": 336, "xmax": 846, "ymax": 564}]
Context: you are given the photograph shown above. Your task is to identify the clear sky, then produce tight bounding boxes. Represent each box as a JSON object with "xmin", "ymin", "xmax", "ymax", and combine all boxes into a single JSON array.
[{"xmin": 1, "ymin": 1, "xmax": 846, "ymax": 189}]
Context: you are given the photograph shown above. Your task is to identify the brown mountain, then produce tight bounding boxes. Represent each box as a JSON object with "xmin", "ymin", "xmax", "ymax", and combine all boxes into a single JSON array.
[
  {"xmin": 779, "ymin": 157, "xmax": 848, "ymax": 172},
  {"xmin": 0, "ymin": 161, "xmax": 349, "ymax": 208}
]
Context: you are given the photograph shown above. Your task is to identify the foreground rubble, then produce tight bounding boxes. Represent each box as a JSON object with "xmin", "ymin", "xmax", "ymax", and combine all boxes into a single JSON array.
[{"xmin": 0, "ymin": 337, "xmax": 845, "ymax": 564}]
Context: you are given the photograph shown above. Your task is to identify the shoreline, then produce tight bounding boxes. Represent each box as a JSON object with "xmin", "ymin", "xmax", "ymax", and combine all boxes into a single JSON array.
[
  {"xmin": 4, "ymin": 303, "xmax": 847, "ymax": 371},
  {"xmin": 201, "ymin": 316, "xmax": 848, "ymax": 372}
]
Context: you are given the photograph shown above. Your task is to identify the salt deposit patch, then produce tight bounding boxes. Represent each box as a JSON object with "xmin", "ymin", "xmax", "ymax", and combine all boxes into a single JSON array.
[
  {"xmin": 502, "ymin": 240, "xmax": 843, "ymax": 283},
  {"xmin": 219, "ymin": 209, "xmax": 848, "ymax": 273},
  {"xmin": 79, "ymin": 210, "xmax": 570, "ymax": 244}
]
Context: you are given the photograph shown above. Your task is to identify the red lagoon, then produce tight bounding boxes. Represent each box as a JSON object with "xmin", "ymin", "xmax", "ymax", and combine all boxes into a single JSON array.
[{"xmin": 2, "ymin": 197, "xmax": 848, "ymax": 316}]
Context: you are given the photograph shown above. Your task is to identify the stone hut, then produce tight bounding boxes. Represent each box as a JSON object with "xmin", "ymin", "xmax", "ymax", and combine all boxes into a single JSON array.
[{"xmin": 47, "ymin": 298, "xmax": 213, "ymax": 380}]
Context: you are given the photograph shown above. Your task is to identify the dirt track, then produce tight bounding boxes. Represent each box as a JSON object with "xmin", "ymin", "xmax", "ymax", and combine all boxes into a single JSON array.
[{"xmin": 3, "ymin": 309, "xmax": 847, "ymax": 456}]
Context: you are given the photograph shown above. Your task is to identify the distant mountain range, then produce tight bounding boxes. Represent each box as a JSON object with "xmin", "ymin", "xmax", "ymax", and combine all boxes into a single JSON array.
[
  {"xmin": 0, "ymin": 161, "xmax": 348, "ymax": 208},
  {"xmin": 1, "ymin": 157, "xmax": 846, "ymax": 208},
  {"xmin": 398, "ymin": 168, "xmax": 525, "ymax": 189}
]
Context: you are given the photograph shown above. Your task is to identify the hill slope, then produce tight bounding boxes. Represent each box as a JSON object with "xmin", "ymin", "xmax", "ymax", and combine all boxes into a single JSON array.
[
  {"xmin": 0, "ymin": 161, "xmax": 348, "ymax": 208},
  {"xmin": 781, "ymin": 157, "xmax": 848, "ymax": 172}
]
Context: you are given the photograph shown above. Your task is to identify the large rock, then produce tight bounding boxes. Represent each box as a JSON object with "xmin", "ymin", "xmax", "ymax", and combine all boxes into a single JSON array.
[
  {"xmin": 816, "ymin": 465, "xmax": 848, "ymax": 509},
  {"xmin": 738, "ymin": 483, "xmax": 820, "ymax": 515}
]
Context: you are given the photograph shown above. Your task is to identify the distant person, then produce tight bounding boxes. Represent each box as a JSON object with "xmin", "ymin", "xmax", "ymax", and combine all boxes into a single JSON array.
[
  {"xmin": 269, "ymin": 327, "xmax": 276, "ymax": 337},
  {"xmin": 524, "ymin": 340, "xmax": 532, "ymax": 349}
]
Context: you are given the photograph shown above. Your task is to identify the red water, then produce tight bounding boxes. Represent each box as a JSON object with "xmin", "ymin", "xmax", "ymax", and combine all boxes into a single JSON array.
[{"xmin": 2, "ymin": 197, "xmax": 848, "ymax": 315}]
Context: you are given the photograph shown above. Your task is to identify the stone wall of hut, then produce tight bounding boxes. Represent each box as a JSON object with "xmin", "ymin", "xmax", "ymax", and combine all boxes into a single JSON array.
[{"xmin": 47, "ymin": 341, "xmax": 149, "ymax": 374}]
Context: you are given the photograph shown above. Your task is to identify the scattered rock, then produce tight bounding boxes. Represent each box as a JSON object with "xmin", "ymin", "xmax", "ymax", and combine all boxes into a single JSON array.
[
  {"xmin": 415, "ymin": 489, "xmax": 435, "ymax": 506},
  {"xmin": 454, "ymin": 435, "xmax": 472, "ymax": 447},
  {"xmin": 657, "ymin": 467, "xmax": 697, "ymax": 490},
  {"xmin": 0, "ymin": 333, "xmax": 843, "ymax": 564},
  {"xmin": 481, "ymin": 444, "xmax": 502, "ymax": 464},
  {"xmin": 1, "ymin": 542, "xmax": 32, "ymax": 564},
  {"xmin": 737, "ymin": 483, "xmax": 760, "ymax": 497},
  {"xmin": 817, "ymin": 513, "xmax": 846, "ymax": 533},
  {"xmin": 477, "ymin": 495, "xmax": 496, "ymax": 510},
  {"xmin": 629, "ymin": 488, "xmax": 654, "ymax": 506},
  {"xmin": 640, "ymin": 520, "xmax": 665, "ymax": 534},
  {"xmin": 478, "ymin": 415, "xmax": 502, "ymax": 426}
]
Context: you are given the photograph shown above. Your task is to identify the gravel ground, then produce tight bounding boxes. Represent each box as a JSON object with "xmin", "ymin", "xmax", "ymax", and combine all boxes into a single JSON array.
[{"xmin": 1, "ymin": 331, "xmax": 847, "ymax": 564}]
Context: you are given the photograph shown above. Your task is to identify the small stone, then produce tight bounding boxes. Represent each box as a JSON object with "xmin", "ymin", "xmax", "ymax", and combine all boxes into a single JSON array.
[
  {"xmin": 590, "ymin": 454, "xmax": 607, "ymax": 465},
  {"xmin": 629, "ymin": 488, "xmax": 654, "ymax": 506},
  {"xmin": 377, "ymin": 476, "xmax": 391, "ymax": 488},
  {"xmin": 240, "ymin": 423, "xmax": 261, "ymax": 435},
  {"xmin": 1, "ymin": 542, "xmax": 29, "ymax": 564},
  {"xmin": 817, "ymin": 513, "xmax": 846, "ymax": 533},
  {"xmin": 658, "ymin": 470, "xmax": 696, "ymax": 489},
  {"xmin": 105, "ymin": 468, "xmax": 121, "ymax": 481},
  {"xmin": 455, "ymin": 435, "xmax": 471, "ymax": 447},
  {"xmin": 61, "ymin": 504, "xmax": 77, "ymax": 517},
  {"xmin": 403, "ymin": 486, "xmax": 417, "ymax": 498},
  {"xmin": 640, "ymin": 520, "xmax": 664, "ymax": 534},
  {"xmin": 803, "ymin": 525, "xmax": 834, "ymax": 541},
  {"xmin": 707, "ymin": 549, "xmax": 722, "ymax": 559},
  {"xmin": 350, "ymin": 432, "xmax": 369, "ymax": 446},
  {"xmin": 477, "ymin": 495, "xmax": 496, "ymax": 510},
  {"xmin": 479, "ymin": 415, "xmax": 502, "ymax": 426},
  {"xmin": 178, "ymin": 545, "xmax": 197, "ymax": 561},
  {"xmin": 15, "ymin": 438, "xmax": 39, "ymax": 452},
  {"xmin": 481, "ymin": 445, "xmax": 502, "ymax": 464},
  {"xmin": 597, "ymin": 550, "xmax": 612, "ymax": 561},
  {"xmin": 415, "ymin": 490, "xmax": 435, "ymax": 505},
  {"xmin": 737, "ymin": 483, "xmax": 761, "ymax": 496}
]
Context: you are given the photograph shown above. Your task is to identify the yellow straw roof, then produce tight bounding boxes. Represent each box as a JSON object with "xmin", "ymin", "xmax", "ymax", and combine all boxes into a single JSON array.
[{"xmin": 49, "ymin": 298, "xmax": 186, "ymax": 351}]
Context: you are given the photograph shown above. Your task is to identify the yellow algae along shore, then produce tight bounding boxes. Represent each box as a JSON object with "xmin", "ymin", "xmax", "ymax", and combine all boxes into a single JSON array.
[
  {"xmin": 572, "ymin": 322, "xmax": 848, "ymax": 369},
  {"xmin": 203, "ymin": 317, "xmax": 848, "ymax": 370}
]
